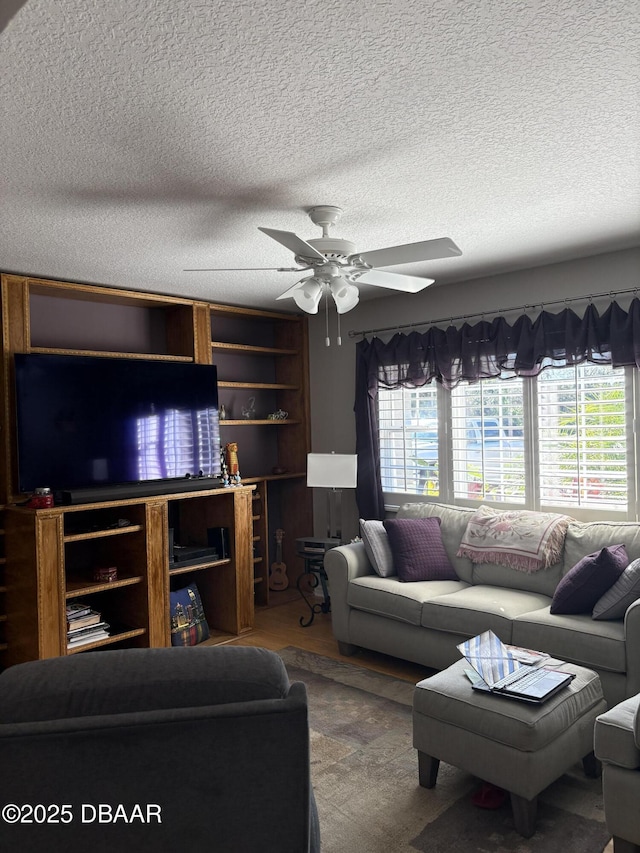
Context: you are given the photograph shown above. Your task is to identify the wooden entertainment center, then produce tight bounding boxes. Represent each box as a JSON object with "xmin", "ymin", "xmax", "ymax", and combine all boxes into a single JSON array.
[{"xmin": 0, "ymin": 273, "xmax": 313, "ymax": 666}]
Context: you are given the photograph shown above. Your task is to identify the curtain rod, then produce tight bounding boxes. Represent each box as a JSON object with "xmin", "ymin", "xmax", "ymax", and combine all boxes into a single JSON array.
[{"xmin": 348, "ymin": 286, "xmax": 639, "ymax": 339}]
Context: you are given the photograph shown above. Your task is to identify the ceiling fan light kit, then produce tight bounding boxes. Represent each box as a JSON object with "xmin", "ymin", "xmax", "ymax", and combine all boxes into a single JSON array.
[
  {"xmin": 292, "ymin": 278, "xmax": 323, "ymax": 314},
  {"xmin": 330, "ymin": 279, "xmax": 359, "ymax": 314},
  {"xmin": 186, "ymin": 205, "xmax": 461, "ymax": 343}
]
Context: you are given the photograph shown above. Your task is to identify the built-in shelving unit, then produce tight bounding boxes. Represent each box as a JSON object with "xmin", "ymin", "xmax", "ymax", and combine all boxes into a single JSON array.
[
  {"xmin": 3, "ymin": 485, "xmax": 255, "ymax": 666},
  {"xmin": 209, "ymin": 301, "xmax": 312, "ymax": 600},
  {"xmin": 0, "ymin": 273, "xmax": 312, "ymax": 663}
]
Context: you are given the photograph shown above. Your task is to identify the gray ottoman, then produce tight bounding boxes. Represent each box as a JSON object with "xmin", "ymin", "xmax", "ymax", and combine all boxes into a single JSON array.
[{"xmin": 413, "ymin": 658, "xmax": 607, "ymax": 837}]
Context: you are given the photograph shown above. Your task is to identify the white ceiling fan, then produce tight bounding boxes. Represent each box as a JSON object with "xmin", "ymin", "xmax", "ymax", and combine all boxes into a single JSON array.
[{"xmin": 185, "ymin": 205, "xmax": 462, "ymax": 316}]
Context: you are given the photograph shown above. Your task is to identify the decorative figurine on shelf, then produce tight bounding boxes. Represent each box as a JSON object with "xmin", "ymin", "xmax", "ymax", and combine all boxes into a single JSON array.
[
  {"xmin": 267, "ymin": 409, "xmax": 288, "ymax": 420},
  {"xmin": 219, "ymin": 403, "xmax": 227, "ymax": 420},
  {"xmin": 224, "ymin": 442, "xmax": 241, "ymax": 486},
  {"xmin": 220, "ymin": 447, "xmax": 230, "ymax": 487},
  {"xmin": 241, "ymin": 396, "xmax": 256, "ymax": 420}
]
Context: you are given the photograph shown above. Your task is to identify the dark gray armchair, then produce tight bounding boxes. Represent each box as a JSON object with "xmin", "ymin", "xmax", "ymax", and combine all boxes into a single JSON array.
[{"xmin": 0, "ymin": 645, "xmax": 320, "ymax": 853}]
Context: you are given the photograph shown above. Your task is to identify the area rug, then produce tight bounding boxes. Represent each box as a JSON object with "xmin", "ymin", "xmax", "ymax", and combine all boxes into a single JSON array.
[{"xmin": 277, "ymin": 647, "xmax": 611, "ymax": 853}]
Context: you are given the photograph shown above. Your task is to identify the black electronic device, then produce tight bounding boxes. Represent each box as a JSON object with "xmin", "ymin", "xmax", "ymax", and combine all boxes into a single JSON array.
[
  {"xmin": 13, "ymin": 353, "xmax": 222, "ymax": 498},
  {"xmin": 207, "ymin": 527, "xmax": 230, "ymax": 560},
  {"xmin": 296, "ymin": 537, "xmax": 341, "ymax": 557},
  {"xmin": 171, "ymin": 544, "xmax": 219, "ymax": 568}
]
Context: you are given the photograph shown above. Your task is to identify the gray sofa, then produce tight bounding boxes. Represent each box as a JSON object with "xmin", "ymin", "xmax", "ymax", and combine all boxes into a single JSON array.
[
  {"xmin": 595, "ymin": 694, "xmax": 640, "ymax": 852},
  {"xmin": 325, "ymin": 501, "xmax": 640, "ymax": 707},
  {"xmin": 0, "ymin": 646, "xmax": 320, "ymax": 853}
]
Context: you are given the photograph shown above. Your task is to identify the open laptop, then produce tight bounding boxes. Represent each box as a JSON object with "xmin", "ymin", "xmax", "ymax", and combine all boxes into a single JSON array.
[{"xmin": 457, "ymin": 630, "xmax": 575, "ymax": 703}]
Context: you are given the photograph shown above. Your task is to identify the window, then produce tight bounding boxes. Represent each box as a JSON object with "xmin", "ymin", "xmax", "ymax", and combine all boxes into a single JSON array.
[
  {"xmin": 537, "ymin": 365, "xmax": 627, "ymax": 510},
  {"xmin": 451, "ymin": 378, "xmax": 525, "ymax": 503},
  {"xmin": 378, "ymin": 364, "xmax": 633, "ymax": 517},
  {"xmin": 379, "ymin": 384, "xmax": 439, "ymax": 496}
]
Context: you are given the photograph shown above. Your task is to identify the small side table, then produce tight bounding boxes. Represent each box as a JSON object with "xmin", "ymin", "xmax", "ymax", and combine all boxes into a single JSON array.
[{"xmin": 297, "ymin": 556, "xmax": 331, "ymax": 627}]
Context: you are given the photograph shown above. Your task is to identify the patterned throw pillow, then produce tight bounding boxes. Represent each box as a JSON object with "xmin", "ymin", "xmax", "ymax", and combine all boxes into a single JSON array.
[
  {"xmin": 382, "ymin": 517, "xmax": 457, "ymax": 582},
  {"xmin": 360, "ymin": 518, "xmax": 395, "ymax": 577},
  {"xmin": 456, "ymin": 505, "xmax": 572, "ymax": 572},
  {"xmin": 592, "ymin": 557, "xmax": 640, "ymax": 620},
  {"xmin": 550, "ymin": 545, "xmax": 628, "ymax": 615},
  {"xmin": 169, "ymin": 583, "xmax": 210, "ymax": 646}
]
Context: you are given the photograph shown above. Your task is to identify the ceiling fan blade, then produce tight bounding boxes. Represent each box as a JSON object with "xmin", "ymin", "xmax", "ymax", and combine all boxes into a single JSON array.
[
  {"xmin": 275, "ymin": 278, "xmax": 309, "ymax": 300},
  {"xmin": 184, "ymin": 266, "xmax": 301, "ymax": 272},
  {"xmin": 258, "ymin": 227, "xmax": 327, "ymax": 262},
  {"xmin": 354, "ymin": 269, "xmax": 435, "ymax": 293},
  {"xmin": 357, "ymin": 237, "xmax": 462, "ymax": 268}
]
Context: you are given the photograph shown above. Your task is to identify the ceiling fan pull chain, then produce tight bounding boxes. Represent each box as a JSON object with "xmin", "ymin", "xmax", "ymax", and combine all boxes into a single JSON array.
[
  {"xmin": 325, "ymin": 284, "xmax": 331, "ymax": 347},
  {"xmin": 336, "ymin": 310, "xmax": 342, "ymax": 346}
]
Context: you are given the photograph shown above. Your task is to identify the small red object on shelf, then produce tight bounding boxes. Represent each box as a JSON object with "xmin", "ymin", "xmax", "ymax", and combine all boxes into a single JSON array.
[
  {"xmin": 93, "ymin": 566, "xmax": 118, "ymax": 583},
  {"xmin": 27, "ymin": 487, "xmax": 54, "ymax": 508}
]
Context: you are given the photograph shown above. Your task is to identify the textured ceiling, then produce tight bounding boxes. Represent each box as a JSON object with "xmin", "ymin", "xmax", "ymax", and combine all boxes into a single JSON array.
[{"xmin": 1, "ymin": 0, "xmax": 639, "ymax": 310}]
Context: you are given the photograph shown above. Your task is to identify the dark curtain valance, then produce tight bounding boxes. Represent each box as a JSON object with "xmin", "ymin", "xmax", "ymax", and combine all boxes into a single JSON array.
[{"xmin": 355, "ymin": 299, "xmax": 640, "ymax": 519}]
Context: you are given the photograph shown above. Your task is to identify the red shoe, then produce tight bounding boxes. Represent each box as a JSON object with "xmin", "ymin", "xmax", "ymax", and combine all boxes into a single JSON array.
[{"xmin": 471, "ymin": 782, "xmax": 508, "ymax": 809}]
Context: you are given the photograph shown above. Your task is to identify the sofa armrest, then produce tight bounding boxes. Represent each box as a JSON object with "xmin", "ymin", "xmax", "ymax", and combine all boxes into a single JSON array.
[
  {"xmin": 324, "ymin": 542, "xmax": 374, "ymax": 645},
  {"xmin": 624, "ymin": 599, "xmax": 640, "ymax": 698},
  {"xmin": 595, "ymin": 695, "xmax": 640, "ymax": 769}
]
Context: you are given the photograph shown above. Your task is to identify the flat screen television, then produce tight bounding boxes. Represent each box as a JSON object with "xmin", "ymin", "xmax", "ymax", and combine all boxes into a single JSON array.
[{"xmin": 14, "ymin": 353, "xmax": 222, "ymax": 499}]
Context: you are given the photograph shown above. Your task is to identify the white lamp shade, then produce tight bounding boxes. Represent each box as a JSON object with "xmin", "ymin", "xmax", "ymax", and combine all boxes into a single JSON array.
[
  {"xmin": 293, "ymin": 278, "xmax": 323, "ymax": 313},
  {"xmin": 330, "ymin": 278, "xmax": 359, "ymax": 314},
  {"xmin": 307, "ymin": 453, "xmax": 358, "ymax": 488}
]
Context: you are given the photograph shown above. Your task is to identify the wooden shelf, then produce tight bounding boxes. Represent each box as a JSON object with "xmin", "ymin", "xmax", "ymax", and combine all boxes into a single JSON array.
[
  {"xmin": 242, "ymin": 472, "xmax": 306, "ymax": 483},
  {"xmin": 253, "ymin": 576, "xmax": 263, "ymax": 585},
  {"xmin": 218, "ymin": 381, "xmax": 298, "ymax": 390},
  {"xmin": 209, "ymin": 303, "xmax": 298, "ymax": 321},
  {"xmin": 65, "ymin": 574, "xmax": 145, "ymax": 597},
  {"xmin": 211, "ymin": 341, "xmax": 298, "ymax": 356},
  {"xmin": 29, "ymin": 279, "xmax": 194, "ymax": 308},
  {"xmin": 67, "ymin": 627, "xmax": 147, "ymax": 654},
  {"xmin": 64, "ymin": 525, "xmax": 143, "ymax": 543},
  {"xmin": 29, "ymin": 346, "xmax": 193, "ymax": 362},
  {"xmin": 219, "ymin": 419, "xmax": 300, "ymax": 426},
  {"xmin": 168, "ymin": 558, "xmax": 231, "ymax": 577}
]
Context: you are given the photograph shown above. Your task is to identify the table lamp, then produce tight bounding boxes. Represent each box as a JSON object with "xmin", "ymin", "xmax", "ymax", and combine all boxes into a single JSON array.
[{"xmin": 307, "ymin": 452, "xmax": 358, "ymax": 542}]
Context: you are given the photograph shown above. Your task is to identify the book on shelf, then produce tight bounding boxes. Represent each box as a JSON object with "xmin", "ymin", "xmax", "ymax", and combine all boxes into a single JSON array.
[
  {"xmin": 66, "ymin": 600, "xmax": 93, "ymax": 621},
  {"xmin": 66, "ymin": 609, "xmax": 102, "ymax": 631},
  {"xmin": 67, "ymin": 620, "xmax": 110, "ymax": 638},
  {"xmin": 67, "ymin": 629, "xmax": 110, "ymax": 649}
]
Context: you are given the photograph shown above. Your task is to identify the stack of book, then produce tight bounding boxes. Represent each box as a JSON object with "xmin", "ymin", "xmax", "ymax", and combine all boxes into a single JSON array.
[{"xmin": 66, "ymin": 600, "xmax": 110, "ymax": 649}]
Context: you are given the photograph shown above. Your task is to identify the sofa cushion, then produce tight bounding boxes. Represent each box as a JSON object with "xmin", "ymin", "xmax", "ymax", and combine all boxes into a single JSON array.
[
  {"xmin": 383, "ymin": 517, "xmax": 457, "ymax": 582},
  {"xmin": 420, "ymin": 585, "xmax": 551, "ymax": 642},
  {"xmin": 347, "ymin": 575, "xmax": 468, "ymax": 626},
  {"xmin": 472, "ymin": 559, "xmax": 563, "ymax": 598},
  {"xmin": 397, "ymin": 501, "xmax": 474, "ymax": 583},
  {"xmin": 592, "ymin": 558, "xmax": 640, "ymax": 621},
  {"xmin": 564, "ymin": 521, "xmax": 640, "ymax": 575},
  {"xmin": 512, "ymin": 608, "xmax": 626, "ymax": 673},
  {"xmin": 457, "ymin": 505, "xmax": 572, "ymax": 572},
  {"xmin": 359, "ymin": 518, "xmax": 395, "ymax": 578},
  {"xmin": 550, "ymin": 545, "xmax": 628, "ymax": 615}
]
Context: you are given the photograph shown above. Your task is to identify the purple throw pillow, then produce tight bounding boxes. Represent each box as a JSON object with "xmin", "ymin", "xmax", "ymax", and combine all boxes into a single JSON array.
[
  {"xmin": 550, "ymin": 544, "xmax": 629, "ymax": 615},
  {"xmin": 382, "ymin": 517, "xmax": 457, "ymax": 582}
]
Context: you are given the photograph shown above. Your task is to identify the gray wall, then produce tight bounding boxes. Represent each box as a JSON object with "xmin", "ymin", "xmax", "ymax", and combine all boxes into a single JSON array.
[{"xmin": 307, "ymin": 247, "xmax": 640, "ymax": 540}]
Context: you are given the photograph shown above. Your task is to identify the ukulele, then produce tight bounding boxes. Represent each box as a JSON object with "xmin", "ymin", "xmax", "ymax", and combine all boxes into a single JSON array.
[{"xmin": 269, "ymin": 528, "xmax": 289, "ymax": 590}]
